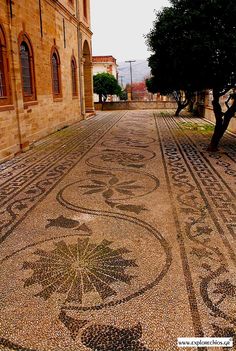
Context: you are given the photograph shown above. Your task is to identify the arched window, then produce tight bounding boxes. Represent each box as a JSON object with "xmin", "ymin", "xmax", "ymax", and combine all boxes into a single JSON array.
[
  {"xmin": 0, "ymin": 25, "xmax": 11, "ymax": 107},
  {"xmin": 71, "ymin": 57, "xmax": 78, "ymax": 96},
  {"xmin": 0, "ymin": 37, "xmax": 6, "ymax": 98},
  {"xmin": 20, "ymin": 43, "xmax": 32, "ymax": 95},
  {"xmin": 19, "ymin": 33, "xmax": 36, "ymax": 103},
  {"xmin": 51, "ymin": 48, "xmax": 62, "ymax": 98}
]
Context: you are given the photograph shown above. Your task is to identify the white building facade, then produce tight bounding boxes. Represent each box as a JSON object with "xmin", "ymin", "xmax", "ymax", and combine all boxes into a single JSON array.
[{"xmin": 92, "ymin": 56, "xmax": 119, "ymax": 102}]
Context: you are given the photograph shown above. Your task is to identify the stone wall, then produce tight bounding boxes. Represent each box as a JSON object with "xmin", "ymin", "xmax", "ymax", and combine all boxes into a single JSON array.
[
  {"xmin": 95, "ymin": 101, "xmax": 177, "ymax": 111},
  {"xmin": 0, "ymin": 1, "xmax": 19, "ymax": 160},
  {"xmin": 0, "ymin": 0, "xmax": 94, "ymax": 162}
]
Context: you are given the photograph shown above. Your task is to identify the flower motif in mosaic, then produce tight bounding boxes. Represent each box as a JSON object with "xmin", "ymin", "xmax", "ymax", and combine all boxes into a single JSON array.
[
  {"xmin": 22, "ymin": 238, "xmax": 137, "ymax": 304},
  {"xmin": 77, "ymin": 176, "xmax": 143, "ymax": 199}
]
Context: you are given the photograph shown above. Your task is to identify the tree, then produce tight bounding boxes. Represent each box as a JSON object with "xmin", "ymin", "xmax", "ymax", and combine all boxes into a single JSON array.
[
  {"xmin": 119, "ymin": 90, "xmax": 128, "ymax": 101},
  {"xmin": 93, "ymin": 73, "xmax": 122, "ymax": 103},
  {"xmin": 146, "ymin": 77, "xmax": 192, "ymax": 114},
  {"xmin": 146, "ymin": 5, "xmax": 195, "ymax": 116},
  {"xmin": 146, "ymin": 0, "xmax": 236, "ymax": 150}
]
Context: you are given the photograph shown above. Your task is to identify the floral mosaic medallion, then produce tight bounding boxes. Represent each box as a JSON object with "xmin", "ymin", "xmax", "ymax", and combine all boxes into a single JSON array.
[
  {"xmin": 0, "ymin": 216, "xmax": 170, "ymax": 350},
  {"xmin": 116, "ymin": 130, "xmax": 148, "ymax": 137},
  {"xmin": 101, "ymin": 136, "xmax": 156, "ymax": 148},
  {"xmin": 201, "ymin": 271, "xmax": 236, "ymax": 326},
  {"xmin": 22, "ymin": 238, "xmax": 137, "ymax": 304},
  {"xmin": 86, "ymin": 149, "xmax": 156, "ymax": 169},
  {"xmin": 58, "ymin": 171, "xmax": 159, "ymax": 214}
]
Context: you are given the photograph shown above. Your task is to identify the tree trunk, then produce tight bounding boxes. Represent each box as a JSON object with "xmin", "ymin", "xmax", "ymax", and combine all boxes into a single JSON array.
[
  {"xmin": 175, "ymin": 103, "xmax": 182, "ymax": 116},
  {"xmin": 207, "ymin": 92, "xmax": 223, "ymax": 151},
  {"xmin": 188, "ymin": 99, "xmax": 194, "ymax": 113},
  {"xmin": 208, "ymin": 91, "xmax": 236, "ymax": 151},
  {"xmin": 175, "ymin": 101, "xmax": 189, "ymax": 116},
  {"xmin": 220, "ymin": 103, "xmax": 236, "ymax": 136},
  {"xmin": 99, "ymin": 94, "xmax": 103, "ymax": 103}
]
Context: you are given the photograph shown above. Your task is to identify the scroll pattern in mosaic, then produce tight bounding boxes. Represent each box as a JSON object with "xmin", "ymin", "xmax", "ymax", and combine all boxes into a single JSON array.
[
  {"xmin": 0, "ymin": 111, "xmax": 168, "ymax": 351},
  {"xmin": 0, "ymin": 112, "xmax": 126, "ymax": 244},
  {"xmin": 155, "ymin": 114, "xmax": 236, "ymax": 341}
]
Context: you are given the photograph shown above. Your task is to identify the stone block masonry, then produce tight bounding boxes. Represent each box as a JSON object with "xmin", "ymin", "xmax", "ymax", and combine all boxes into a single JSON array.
[
  {"xmin": 0, "ymin": 0, "xmax": 94, "ymax": 163},
  {"xmin": 94, "ymin": 100, "xmax": 177, "ymax": 111}
]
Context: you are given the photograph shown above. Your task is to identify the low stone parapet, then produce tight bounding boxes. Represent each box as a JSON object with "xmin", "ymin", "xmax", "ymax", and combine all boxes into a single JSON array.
[{"xmin": 94, "ymin": 100, "xmax": 177, "ymax": 111}]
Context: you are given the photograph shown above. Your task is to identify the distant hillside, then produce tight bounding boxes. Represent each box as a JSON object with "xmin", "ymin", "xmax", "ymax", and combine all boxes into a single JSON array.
[{"xmin": 117, "ymin": 59, "xmax": 151, "ymax": 86}]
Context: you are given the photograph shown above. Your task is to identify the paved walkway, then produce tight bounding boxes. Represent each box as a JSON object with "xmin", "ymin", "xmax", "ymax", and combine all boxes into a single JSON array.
[{"xmin": 0, "ymin": 110, "xmax": 236, "ymax": 351}]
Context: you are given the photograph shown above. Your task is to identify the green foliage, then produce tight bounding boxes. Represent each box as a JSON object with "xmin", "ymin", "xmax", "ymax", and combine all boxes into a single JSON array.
[
  {"xmin": 93, "ymin": 73, "xmax": 122, "ymax": 102},
  {"xmin": 119, "ymin": 90, "xmax": 128, "ymax": 101},
  {"xmin": 146, "ymin": 0, "xmax": 236, "ymax": 123},
  {"xmin": 146, "ymin": 0, "xmax": 236, "ymax": 96},
  {"xmin": 146, "ymin": 77, "xmax": 159, "ymax": 94},
  {"xmin": 179, "ymin": 121, "xmax": 215, "ymax": 133}
]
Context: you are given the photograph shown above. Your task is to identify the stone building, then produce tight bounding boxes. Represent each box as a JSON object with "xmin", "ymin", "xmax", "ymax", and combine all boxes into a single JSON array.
[{"xmin": 0, "ymin": 0, "xmax": 94, "ymax": 162}]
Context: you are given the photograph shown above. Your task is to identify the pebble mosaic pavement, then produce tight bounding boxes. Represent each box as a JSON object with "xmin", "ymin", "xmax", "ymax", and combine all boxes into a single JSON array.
[{"xmin": 0, "ymin": 110, "xmax": 236, "ymax": 351}]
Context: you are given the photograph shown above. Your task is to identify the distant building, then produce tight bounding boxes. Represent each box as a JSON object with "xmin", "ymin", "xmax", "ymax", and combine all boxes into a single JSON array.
[
  {"xmin": 92, "ymin": 56, "xmax": 119, "ymax": 102},
  {"xmin": 131, "ymin": 82, "xmax": 152, "ymax": 101},
  {"xmin": 92, "ymin": 56, "xmax": 118, "ymax": 79},
  {"xmin": 0, "ymin": 0, "xmax": 94, "ymax": 162}
]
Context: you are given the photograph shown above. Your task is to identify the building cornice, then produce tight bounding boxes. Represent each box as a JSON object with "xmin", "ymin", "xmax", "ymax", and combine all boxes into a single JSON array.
[
  {"xmin": 45, "ymin": 0, "xmax": 79, "ymax": 26},
  {"xmin": 79, "ymin": 21, "xmax": 93, "ymax": 35},
  {"xmin": 45, "ymin": 1, "xmax": 93, "ymax": 36}
]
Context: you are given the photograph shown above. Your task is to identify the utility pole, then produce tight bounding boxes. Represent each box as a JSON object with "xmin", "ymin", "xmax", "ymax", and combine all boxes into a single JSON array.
[
  {"xmin": 119, "ymin": 75, "xmax": 124, "ymax": 88},
  {"xmin": 125, "ymin": 60, "xmax": 136, "ymax": 100}
]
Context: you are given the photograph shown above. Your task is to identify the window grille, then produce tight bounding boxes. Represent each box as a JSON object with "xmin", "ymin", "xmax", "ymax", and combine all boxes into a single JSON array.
[
  {"xmin": 0, "ymin": 44, "xmax": 6, "ymax": 97},
  {"xmin": 71, "ymin": 59, "xmax": 77, "ymax": 96},
  {"xmin": 20, "ymin": 42, "xmax": 32, "ymax": 95}
]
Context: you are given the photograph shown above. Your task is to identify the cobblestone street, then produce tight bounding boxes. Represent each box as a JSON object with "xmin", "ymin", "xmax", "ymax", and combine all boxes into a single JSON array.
[{"xmin": 0, "ymin": 110, "xmax": 236, "ymax": 351}]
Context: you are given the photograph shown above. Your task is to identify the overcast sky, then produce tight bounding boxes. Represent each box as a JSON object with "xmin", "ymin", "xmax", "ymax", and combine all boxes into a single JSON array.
[{"xmin": 90, "ymin": 0, "xmax": 170, "ymax": 62}]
